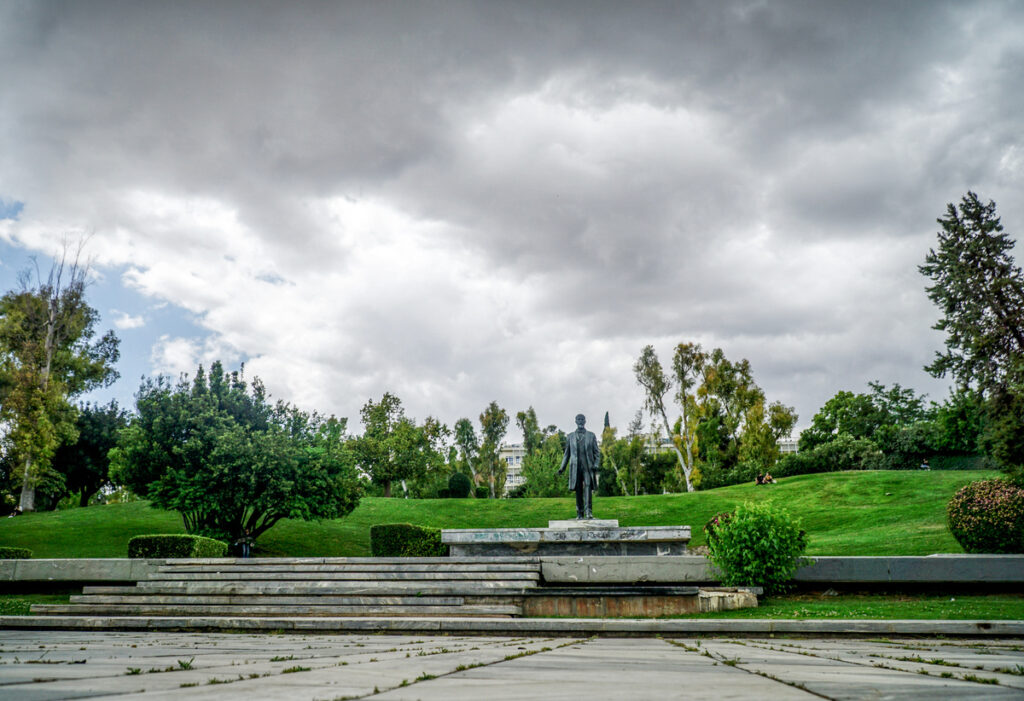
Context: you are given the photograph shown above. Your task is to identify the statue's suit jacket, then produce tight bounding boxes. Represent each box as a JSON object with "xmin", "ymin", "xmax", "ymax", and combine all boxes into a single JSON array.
[{"xmin": 560, "ymin": 429, "xmax": 600, "ymax": 491}]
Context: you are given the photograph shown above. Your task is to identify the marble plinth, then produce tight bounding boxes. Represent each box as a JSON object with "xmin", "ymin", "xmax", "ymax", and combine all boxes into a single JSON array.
[
  {"xmin": 547, "ymin": 519, "xmax": 620, "ymax": 529},
  {"xmin": 442, "ymin": 524, "xmax": 691, "ymax": 557}
]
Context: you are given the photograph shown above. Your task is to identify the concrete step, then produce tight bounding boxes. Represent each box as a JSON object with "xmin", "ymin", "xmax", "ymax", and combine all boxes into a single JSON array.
[
  {"xmin": 140, "ymin": 579, "xmax": 534, "ymax": 592},
  {"xmin": 155, "ymin": 562, "xmax": 541, "ymax": 573},
  {"xmin": 72, "ymin": 594, "xmax": 469, "ymax": 606},
  {"xmin": 146, "ymin": 570, "xmax": 541, "ymax": 582},
  {"xmin": 86, "ymin": 582, "xmax": 534, "ymax": 596},
  {"xmin": 31, "ymin": 603, "xmax": 521, "ymax": 617},
  {"xmin": 159, "ymin": 556, "xmax": 539, "ymax": 565}
]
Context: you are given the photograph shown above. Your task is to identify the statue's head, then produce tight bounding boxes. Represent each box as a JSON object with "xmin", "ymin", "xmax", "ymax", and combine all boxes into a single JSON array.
[{"xmin": 575, "ymin": 413, "xmax": 586, "ymax": 428}]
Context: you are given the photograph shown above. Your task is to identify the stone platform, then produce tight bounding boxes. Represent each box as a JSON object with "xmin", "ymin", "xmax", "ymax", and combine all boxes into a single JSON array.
[{"xmin": 442, "ymin": 520, "xmax": 691, "ymax": 557}]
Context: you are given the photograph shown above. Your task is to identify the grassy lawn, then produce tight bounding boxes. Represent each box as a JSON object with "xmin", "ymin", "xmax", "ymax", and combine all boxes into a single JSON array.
[
  {"xmin": 0, "ymin": 470, "xmax": 998, "ymax": 558},
  {"xmin": 0, "ymin": 592, "xmax": 73, "ymax": 616},
  {"xmin": 683, "ymin": 592, "xmax": 1024, "ymax": 620}
]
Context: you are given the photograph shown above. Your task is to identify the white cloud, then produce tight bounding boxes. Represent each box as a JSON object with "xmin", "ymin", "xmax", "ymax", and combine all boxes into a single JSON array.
[
  {"xmin": 112, "ymin": 311, "xmax": 145, "ymax": 330},
  {"xmin": 1, "ymin": 1, "xmax": 1021, "ymax": 434}
]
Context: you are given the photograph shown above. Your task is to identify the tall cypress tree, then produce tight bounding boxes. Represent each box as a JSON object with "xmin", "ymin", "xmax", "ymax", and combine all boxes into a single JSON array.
[{"xmin": 920, "ymin": 192, "xmax": 1024, "ymax": 479}]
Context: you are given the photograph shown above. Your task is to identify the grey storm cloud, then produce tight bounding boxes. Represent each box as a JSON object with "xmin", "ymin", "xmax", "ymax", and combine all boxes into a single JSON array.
[{"xmin": 1, "ymin": 0, "xmax": 1022, "ymax": 434}]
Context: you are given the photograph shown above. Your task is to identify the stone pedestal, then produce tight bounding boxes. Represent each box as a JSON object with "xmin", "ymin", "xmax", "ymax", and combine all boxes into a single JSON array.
[{"xmin": 441, "ymin": 523, "xmax": 691, "ymax": 557}]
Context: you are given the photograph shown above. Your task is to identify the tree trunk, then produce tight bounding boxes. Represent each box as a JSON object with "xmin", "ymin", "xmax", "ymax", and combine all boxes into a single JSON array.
[
  {"xmin": 19, "ymin": 458, "xmax": 35, "ymax": 511},
  {"xmin": 383, "ymin": 480, "xmax": 392, "ymax": 498},
  {"xmin": 658, "ymin": 408, "xmax": 693, "ymax": 492}
]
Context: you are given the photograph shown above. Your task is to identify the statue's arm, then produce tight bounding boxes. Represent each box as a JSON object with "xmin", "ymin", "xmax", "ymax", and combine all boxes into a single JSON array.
[{"xmin": 557, "ymin": 440, "xmax": 569, "ymax": 474}]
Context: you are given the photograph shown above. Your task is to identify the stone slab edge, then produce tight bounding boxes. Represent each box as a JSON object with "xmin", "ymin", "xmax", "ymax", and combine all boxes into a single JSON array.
[
  {"xmin": 3, "ymin": 554, "xmax": 1022, "ymax": 584},
  {"xmin": 442, "ymin": 526, "xmax": 691, "ymax": 544},
  {"xmin": 541, "ymin": 555, "xmax": 1024, "ymax": 584},
  {"xmin": 1, "ymin": 615, "xmax": 1021, "ymax": 637}
]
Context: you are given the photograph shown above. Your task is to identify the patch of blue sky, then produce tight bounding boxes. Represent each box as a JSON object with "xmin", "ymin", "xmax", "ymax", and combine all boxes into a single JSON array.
[
  {"xmin": 0, "ymin": 240, "xmax": 244, "ymax": 411},
  {"xmin": 0, "ymin": 198, "xmax": 24, "ymax": 220}
]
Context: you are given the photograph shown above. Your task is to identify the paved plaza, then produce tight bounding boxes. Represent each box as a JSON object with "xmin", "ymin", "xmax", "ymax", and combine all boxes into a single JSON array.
[{"xmin": 0, "ymin": 631, "xmax": 1022, "ymax": 699}]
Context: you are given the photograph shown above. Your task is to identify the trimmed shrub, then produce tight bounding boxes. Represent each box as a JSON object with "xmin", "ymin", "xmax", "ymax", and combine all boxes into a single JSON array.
[
  {"xmin": 128, "ymin": 534, "xmax": 228, "ymax": 559},
  {"xmin": 448, "ymin": 472, "xmax": 473, "ymax": 498},
  {"xmin": 947, "ymin": 479, "xmax": 1024, "ymax": 553},
  {"xmin": 704, "ymin": 501, "xmax": 808, "ymax": 594},
  {"xmin": 370, "ymin": 523, "xmax": 448, "ymax": 557},
  {"xmin": 775, "ymin": 434, "xmax": 883, "ymax": 477},
  {"xmin": 0, "ymin": 547, "xmax": 32, "ymax": 559}
]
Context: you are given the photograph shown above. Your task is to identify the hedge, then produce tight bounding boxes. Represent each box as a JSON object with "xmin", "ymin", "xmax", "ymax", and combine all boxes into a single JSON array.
[
  {"xmin": 370, "ymin": 523, "xmax": 448, "ymax": 557},
  {"xmin": 128, "ymin": 534, "xmax": 228, "ymax": 559},
  {"xmin": 0, "ymin": 547, "xmax": 32, "ymax": 559}
]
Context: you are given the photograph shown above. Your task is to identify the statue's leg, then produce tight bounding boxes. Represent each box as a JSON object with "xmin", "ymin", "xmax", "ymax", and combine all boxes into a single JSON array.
[{"xmin": 575, "ymin": 486, "xmax": 584, "ymax": 519}]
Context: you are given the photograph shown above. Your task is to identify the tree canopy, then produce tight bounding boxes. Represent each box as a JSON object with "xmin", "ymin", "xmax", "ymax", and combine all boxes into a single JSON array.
[
  {"xmin": 350, "ymin": 392, "xmax": 445, "ymax": 498},
  {"xmin": 920, "ymin": 192, "xmax": 1024, "ymax": 480},
  {"xmin": 0, "ymin": 250, "xmax": 119, "ymax": 510},
  {"xmin": 110, "ymin": 362, "xmax": 361, "ymax": 542}
]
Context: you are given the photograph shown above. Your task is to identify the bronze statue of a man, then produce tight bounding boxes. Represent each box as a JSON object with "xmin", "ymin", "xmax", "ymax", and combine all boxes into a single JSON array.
[{"xmin": 558, "ymin": 413, "xmax": 600, "ymax": 519}]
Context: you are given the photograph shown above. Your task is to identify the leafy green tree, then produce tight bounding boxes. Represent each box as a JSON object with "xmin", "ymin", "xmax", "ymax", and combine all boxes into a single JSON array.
[
  {"xmin": 515, "ymin": 406, "xmax": 542, "ymax": 456},
  {"xmin": 0, "ymin": 250, "xmax": 120, "ymax": 511},
  {"xmin": 931, "ymin": 388, "xmax": 985, "ymax": 456},
  {"xmin": 622, "ymin": 411, "xmax": 647, "ymax": 495},
  {"xmin": 634, "ymin": 344, "xmax": 698, "ymax": 491},
  {"xmin": 798, "ymin": 391, "xmax": 879, "ymax": 451},
  {"xmin": 478, "ymin": 400, "xmax": 508, "ymax": 498},
  {"xmin": 920, "ymin": 192, "xmax": 1024, "ymax": 480},
  {"xmin": 452, "ymin": 417, "xmax": 480, "ymax": 494},
  {"xmin": 519, "ymin": 433, "xmax": 564, "ymax": 497},
  {"xmin": 52, "ymin": 400, "xmax": 128, "ymax": 507},
  {"xmin": 598, "ymin": 413, "xmax": 620, "ymax": 497},
  {"xmin": 352, "ymin": 393, "xmax": 439, "ymax": 498},
  {"xmin": 110, "ymin": 362, "xmax": 361, "ymax": 542},
  {"xmin": 921, "ymin": 192, "xmax": 1024, "ymax": 393}
]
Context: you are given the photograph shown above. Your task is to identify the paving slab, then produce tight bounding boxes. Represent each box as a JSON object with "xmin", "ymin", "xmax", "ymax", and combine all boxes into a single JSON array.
[
  {"xmin": 5, "ymin": 615, "xmax": 1024, "ymax": 637},
  {"xmin": 3, "ymin": 632, "xmax": 1023, "ymax": 700}
]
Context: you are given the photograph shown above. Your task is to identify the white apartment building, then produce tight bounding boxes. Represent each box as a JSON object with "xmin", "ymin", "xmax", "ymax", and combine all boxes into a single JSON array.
[{"xmin": 498, "ymin": 442, "xmax": 527, "ymax": 495}]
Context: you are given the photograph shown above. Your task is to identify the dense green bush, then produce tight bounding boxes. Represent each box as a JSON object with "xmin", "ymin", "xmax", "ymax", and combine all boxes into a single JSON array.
[
  {"xmin": 947, "ymin": 479, "xmax": 1024, "ymax": 553},
  {"xmin": 704, "ymin": 501, "xmax": 808, "ymax": 594},
  {"xmin": 0, "ymin": 547, "xmax": 32, "ymax": 559},
  {"xmin": 448, "ymin": 472, "xmax": 472, "ymax": 498},
  {"xmin": 128, "ymin": 534, "xmax": 228, "ymax": 558},
  {"xmin": 370, "ymin": 523, "xmax": 448, "ymax": 557},
  {"xmin": 775, "ymin": 434, "xmax": 883, "ymax": 477}
]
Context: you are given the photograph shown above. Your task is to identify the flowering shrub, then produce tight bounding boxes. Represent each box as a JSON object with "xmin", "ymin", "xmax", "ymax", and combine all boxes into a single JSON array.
[
  {"xmin": 703, "ymin": 501, "xmax": 808, "ymax": 594},
  {"xmin": 947, "ymin": 479, "xmax": 1024, "ymax": 553}
]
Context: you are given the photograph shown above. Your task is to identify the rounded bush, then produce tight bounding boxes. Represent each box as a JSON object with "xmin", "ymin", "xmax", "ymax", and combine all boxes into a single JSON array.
[
  {"xmin": 947, "ymin": 479, "xmax": 1024, "ymax": 553},
  {"xmin": 448, "ymin": 472, "xmax": 472, "ymax": 498},
  {"xmin": 703, "ymin": 501, "xmax": 808, "ymax": 594},
  {"xmin": 370, "ymin": 523, "xmax": 448, "ymax": 557},
  {"xmin": 128, "ymin": 534, "xmax": 228, "ymax": 558}
]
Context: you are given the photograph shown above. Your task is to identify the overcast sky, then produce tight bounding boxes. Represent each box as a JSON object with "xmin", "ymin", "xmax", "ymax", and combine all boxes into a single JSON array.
[{"xmin": 1, "ymin": 1, "xmax": 1022, "ymax": 440}]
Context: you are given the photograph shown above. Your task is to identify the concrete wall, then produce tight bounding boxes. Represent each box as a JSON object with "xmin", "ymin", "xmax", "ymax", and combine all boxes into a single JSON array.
[
  {"xmin": 0, "ymin": 559, "xmax": 157, "ymax": 583},
  {"xmin": 539, "ymin": 554, "xmax": 1024, "ymax": 585},
  {"xmin": 1, "ymin": 554, "xmax": 1021, "ymax": 585}
]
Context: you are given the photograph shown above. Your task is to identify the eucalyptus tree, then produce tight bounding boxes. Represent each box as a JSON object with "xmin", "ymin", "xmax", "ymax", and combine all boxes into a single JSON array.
[
  {"xmin": 0, "ymin": 248, "xmax": 119, "ymax": 510},
  {"xmin": 479, "ymin": 400, "xmax": 509, "ymax": 498}
]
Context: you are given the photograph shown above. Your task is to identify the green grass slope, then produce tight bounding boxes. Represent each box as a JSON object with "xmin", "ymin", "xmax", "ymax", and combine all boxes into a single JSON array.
[{"xmin": 0, "ymin": 470, "xmax": 995, "ymax": 558}]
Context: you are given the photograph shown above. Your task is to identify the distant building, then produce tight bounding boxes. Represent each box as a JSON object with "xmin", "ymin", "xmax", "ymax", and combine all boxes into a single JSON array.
[
  {"xmin": 643, "ymin": 434, "xmax": 675, "ymax": 455},
  {"xmin": 777, "ymin": 437, "xmax": 799, "ymax": 455},
  {"xmin": 498, "ymin": 442, "xmax": 527, "ymax": 495}
]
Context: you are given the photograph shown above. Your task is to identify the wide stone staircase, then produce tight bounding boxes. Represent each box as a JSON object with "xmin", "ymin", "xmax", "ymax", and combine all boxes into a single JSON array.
[{"xmin": 30, "ymin": 557, "xmax": 541, "ymax": 619}]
